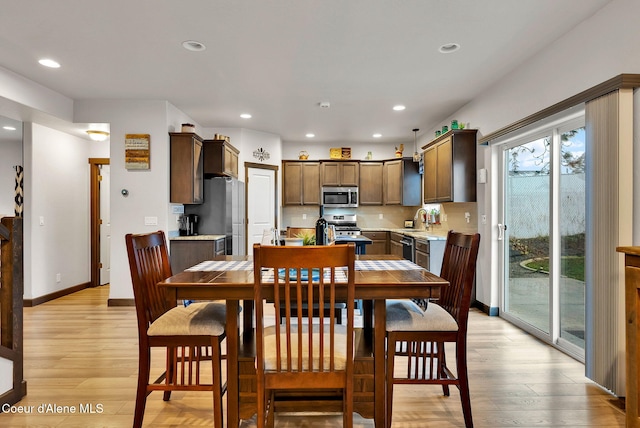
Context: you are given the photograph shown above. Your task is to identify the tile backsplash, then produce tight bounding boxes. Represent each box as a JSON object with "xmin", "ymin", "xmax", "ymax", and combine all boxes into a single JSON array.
[{"xmin": 281, "ymin": 202, "xmax": 477, "ymax": 235}]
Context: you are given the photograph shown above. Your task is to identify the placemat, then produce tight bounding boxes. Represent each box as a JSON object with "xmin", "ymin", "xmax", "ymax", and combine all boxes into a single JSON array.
[{"xmin": 187, "ymin": 259, "xmax": 423, "ymax": 272}]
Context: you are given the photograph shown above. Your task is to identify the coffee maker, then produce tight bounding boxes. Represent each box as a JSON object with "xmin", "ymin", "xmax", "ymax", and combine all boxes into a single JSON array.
[{"xmin": 179, "ymin": 214, "xmax": 199, "ymax": 236}]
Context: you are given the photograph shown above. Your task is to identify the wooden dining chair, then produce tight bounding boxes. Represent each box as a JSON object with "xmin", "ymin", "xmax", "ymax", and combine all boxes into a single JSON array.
[
  {"xmin": 125, "ymin": 231, "xmax": 227, "ymax": 428},
  {"xmin": 385, "ymin": 231, "xmax": 480, "ymax": 428},
  {"xmin": 252, "ymin": 242, "xmax": 356, "ymax": 428}
]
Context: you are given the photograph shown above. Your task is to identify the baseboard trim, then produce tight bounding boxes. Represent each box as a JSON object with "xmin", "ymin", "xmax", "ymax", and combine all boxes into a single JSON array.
[
  {"xmin": 108, "ymin": 298, "xmax": 135, "ymax": 307},
  {"xmin": 24, "ymin": 282, "xmax": 91, "ymax": 307},
  {"xmin": 473, "ymin": 300, "xmax": 499, "ymax": 316}
]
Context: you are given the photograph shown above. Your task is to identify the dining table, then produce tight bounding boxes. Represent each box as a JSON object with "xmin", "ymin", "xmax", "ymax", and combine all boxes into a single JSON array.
[{"xmin": 158, "ymin": 253, "xmax": 448, "ymax": 427}]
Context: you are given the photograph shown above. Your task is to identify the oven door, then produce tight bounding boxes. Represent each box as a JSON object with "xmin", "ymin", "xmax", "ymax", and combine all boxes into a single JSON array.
[{"xmin": 400, "ymin": 236, "xmax": 415, "ymax": 262}]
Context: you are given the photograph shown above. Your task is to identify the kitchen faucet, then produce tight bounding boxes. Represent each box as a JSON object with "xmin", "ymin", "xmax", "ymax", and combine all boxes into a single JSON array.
[{"xmin": 414, "ymin": 208, "xmax": 428, "ymax": 230}]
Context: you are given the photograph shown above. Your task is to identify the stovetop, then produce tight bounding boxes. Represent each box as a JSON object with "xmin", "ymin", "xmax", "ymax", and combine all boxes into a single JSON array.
[{"xmin": 324, "ymin": 214, "xmax": 360, "ymax": 236}]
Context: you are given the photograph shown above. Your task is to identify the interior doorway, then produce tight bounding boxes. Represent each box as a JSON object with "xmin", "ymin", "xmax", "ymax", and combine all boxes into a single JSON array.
[
  {"xmin": 89, "ymin": 158, "xmax": 110, "ymax": 287},
  {"xmin": 245, "ymin": 162, "xmax": 278, "ymax": 250}
]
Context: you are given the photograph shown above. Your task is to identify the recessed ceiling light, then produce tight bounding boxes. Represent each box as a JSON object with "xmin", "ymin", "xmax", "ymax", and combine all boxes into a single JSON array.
[
  {"xmin": 438, "ymin": 43, "xmax": 460, "ymax": 54},
  {"xmin": 3, "ymin": 126, "xmax": 16, "ymax": 131},
  {"xmin": 372, "ymin": 133, "xmax": 382, "ymax": 138},
  {"xmin": 240, "ymin": 113, "xmax": 252, "ymax": 119},
  {"xmin": 38, "ymin": 58, "xmax": 60, "ymax": 68},
  {"xmin": 305, "ymin": 133, "xmax": 315, "ymax": 138},
  {"xmin": 182, "ymin": 40, "xmax": 206, "ymax": 52},
  {"xmin": 393, "ymin": 105, "xmax": 406, "ymax": 111}
]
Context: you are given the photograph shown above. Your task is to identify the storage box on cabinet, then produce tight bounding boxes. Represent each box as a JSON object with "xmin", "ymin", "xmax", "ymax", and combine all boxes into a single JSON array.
[
  {"xmin": 170, "ymin": 132, "xmax": 204, "ymax": 204},
  {"xmin": 422, "ymin": 129, "xmax": 477, "ymax": 203}
]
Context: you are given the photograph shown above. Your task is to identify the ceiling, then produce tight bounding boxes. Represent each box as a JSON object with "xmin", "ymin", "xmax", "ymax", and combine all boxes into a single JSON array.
[{"xmin": 0, "ymin": 0, "xmax": 611, "ymax": 146}]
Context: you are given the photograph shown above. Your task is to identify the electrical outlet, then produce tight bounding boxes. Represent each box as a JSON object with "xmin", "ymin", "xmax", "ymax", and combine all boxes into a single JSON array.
[
  {"xmin": 302, "ymin": 214, "xmax": 307, "ymax": 220},
  {"xmin": 144, "ymin": 216, "xmax": 158, "ymax": 226},
  {"xmin": 481, "ymin": 214, "xmax": 487, "ymax": 224},
  {"xmin": 56, "ymin": 273, "xmax": 61, "ymax": 283},
  {"xmin": 379, "ymin": 213, "xmax": 383, "ymax": 220},
  {"xmin": 39, "ymin": 216, "xmax": 45, "ymax": 226}
]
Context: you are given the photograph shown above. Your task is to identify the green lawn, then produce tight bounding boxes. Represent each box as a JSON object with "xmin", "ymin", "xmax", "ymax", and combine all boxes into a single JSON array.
[{"xmin": 525, "ymin": 256, "xmax": 585, "ymax": 281}]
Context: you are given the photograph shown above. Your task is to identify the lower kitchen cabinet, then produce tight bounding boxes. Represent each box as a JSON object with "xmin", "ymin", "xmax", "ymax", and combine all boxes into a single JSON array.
[
  {"xmin": 415, "ymin": 239, "xmax": 430, "ymax": 270},
  {"xmin": 170, "ymin": 237, "xmax": 225, "ymax": 273},
  {"xmin": 389, "ymin": 232, "xmax": 404, "ymax": 258},
  {"xmin": 361, "ymin": 230, "xmax": 388, "ymax": 255}
]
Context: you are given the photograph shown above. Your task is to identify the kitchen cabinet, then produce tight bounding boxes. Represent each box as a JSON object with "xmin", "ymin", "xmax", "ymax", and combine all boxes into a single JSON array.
[
  {"xmin": 169, "ymin": 236, "xmax": 225, "ymax": 273},
  {"xmin": 203, "ymin": 139, "xmax": 239, "ymax": 178},
  {"xmin": 321, "ymin": 161, "xmax": 359, "ymax": 187},
  {"xmin": 283, "ymin": 161, "xmax": 321, "ymax": 205},
  {"xmin": 389, "ymin": 232, "xmax": 404, "ymax": 258},
  {"xmin": 359, "ymin": 162, "xmax": 384, "ymax": 205},
  {"xmin": 170, "ymin": 132, "xmax": 204, "ymax": 204},
  {"xmin": 361, "ymin": 230, "xmax": 389, "ymax": 255},
  {"xmin": 422, "ymin": 129, "xmax": 477, "ymax": 203},
  {"xmin": 415, "ymin": 239, "xmax": 430, "ymax": 270},
  {"xmin": 383, "ymin": 158, "xmax": 421, "ymax": 206}
]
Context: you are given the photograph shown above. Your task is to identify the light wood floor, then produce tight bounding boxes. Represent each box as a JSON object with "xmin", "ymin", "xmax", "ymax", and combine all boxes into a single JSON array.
[{"xmin": 1, "ymin": 285, "xmax": 625, "ymax": 427}]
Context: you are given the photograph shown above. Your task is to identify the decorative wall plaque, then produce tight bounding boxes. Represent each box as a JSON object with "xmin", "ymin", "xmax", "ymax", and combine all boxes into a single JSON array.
[{"xmin": 125, "ymin": 134, "xmax": 150, "ymax": 170}]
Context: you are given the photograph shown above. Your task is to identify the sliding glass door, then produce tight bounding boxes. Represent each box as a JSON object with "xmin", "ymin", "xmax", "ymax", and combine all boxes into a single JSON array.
[{"xmin": 500, "ymin": 117, "xmax": 585, "ymax": 359}]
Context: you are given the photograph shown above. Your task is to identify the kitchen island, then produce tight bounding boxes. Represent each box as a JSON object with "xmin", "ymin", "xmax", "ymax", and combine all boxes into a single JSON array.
[{"xmin": 333, "ymin": 234, "xmax": 372, "ymax": 254}]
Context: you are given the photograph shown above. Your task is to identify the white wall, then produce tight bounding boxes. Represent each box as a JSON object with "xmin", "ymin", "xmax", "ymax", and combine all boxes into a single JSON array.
[
  {"xmin": 74, "ymin": 100, "xmax": 177, "ymax": 301},
  {"xmin": 433, "ymin": 0, "xmax": 640, "ymax": 310},
  {"xmin": 23, "ymin": 123, "xmax": 92, "ymax": 299},
  {"xmin": 0, "ymin": 137, "xmax": 21, "ymax": 216}
]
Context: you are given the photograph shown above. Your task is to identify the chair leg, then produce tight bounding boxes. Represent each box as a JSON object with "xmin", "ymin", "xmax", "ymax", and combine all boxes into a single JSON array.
[
  {"xmin": 163, "ymin": 346, "xmax": 176, "ymax": 401},
  {"xmin": 438, "ymin": 342, "xmax": 450, "ymax": 397},
  {"xmin": 211, "ymin": 339, "xmax": 224, "ymax": 428},
  {"xmin": 134, "ymin": 347, "xmax": 151, "ymax": 428},
  {"xmin": 386, "ymin": 334, "xmax": 396, "ymax": 428},
  {"xmin": 456, "ymin": 339, "xmax": 473, "ymax": 428},
  {"xmin": 266, "ymin": 390, "xmax": 276, "ymax": 428}
]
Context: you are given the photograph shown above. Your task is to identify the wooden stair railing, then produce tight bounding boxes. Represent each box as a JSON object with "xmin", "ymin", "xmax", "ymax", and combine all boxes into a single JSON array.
[{"xmin": 0, "ymin": 217, "xmax": 26, "ymax": 409}]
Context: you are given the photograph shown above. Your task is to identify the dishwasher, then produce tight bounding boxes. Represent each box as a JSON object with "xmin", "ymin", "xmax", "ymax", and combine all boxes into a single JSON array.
[{"xmin": 400, "ymin": 236, "xmax": 415, "ymax": 262}]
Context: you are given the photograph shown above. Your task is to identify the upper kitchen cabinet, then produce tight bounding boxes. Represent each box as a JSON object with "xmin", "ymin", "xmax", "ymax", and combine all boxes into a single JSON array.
[
  {"xmin": 359, "ymin": 162, "xmax": 384, "ymax": 205},
  {"xmin": 170, "ymin": 132, "xmax": 204, "ymax": 204},
  {"xmin": 321, "ymin": 161, "xmax": 359, "ymax": 187},
  {"xmin": 383, "ymin": 158, "xmax": 421, "ymax": 206},
  {"xmin": 422, "ymin": 129, "xmax": 477, "ymax": 203},
  {"xmin": 283, "ymin": 161, "xmax": 321, "ymax": 205},
  {"xmin": 203, "ymin": 139, "xmax": 239, "ymax": 178}
]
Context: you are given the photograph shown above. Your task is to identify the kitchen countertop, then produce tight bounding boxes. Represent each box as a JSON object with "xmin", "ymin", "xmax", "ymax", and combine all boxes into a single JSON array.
[
  {"xmin": 170, "ymin": 234, "xmax": 226, "ymax": 241},
  {"xmin": 360, "ymin": 228, "xmax": 447, "ymax": 241}
]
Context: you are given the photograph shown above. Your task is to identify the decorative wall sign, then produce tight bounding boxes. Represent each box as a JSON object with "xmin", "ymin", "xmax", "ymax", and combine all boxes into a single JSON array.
[
  {"xmin": 125, "ymin": 134, "xmax": 150, "ymax": 170},
  {"xmin": 253, "ymin": 147, "xmax": 270, "ymax": 162}
]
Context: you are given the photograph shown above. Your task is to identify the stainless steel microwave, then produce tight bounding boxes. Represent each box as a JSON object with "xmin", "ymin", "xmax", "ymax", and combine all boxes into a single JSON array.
[{"xmin": 321, "ymin": 186, "xmax": 358, "ymax": 208}]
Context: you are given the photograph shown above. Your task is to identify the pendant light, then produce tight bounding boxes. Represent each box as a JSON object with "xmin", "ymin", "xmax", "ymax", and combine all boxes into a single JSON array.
[{"xmin": 412, "ymin": 128, "xmax": 420, "ymax": 162}]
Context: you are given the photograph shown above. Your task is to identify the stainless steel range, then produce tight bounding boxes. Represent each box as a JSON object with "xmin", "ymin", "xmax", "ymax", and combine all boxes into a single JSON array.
[{"xmin": 323, "ymin": 213, "xmax": 361, "ymax": 236}]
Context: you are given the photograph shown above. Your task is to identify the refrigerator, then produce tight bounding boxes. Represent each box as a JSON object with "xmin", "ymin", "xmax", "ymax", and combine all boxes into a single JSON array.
[{"xmin": 185, "ymin": 177, "xmax": 245, "ymax": 255}]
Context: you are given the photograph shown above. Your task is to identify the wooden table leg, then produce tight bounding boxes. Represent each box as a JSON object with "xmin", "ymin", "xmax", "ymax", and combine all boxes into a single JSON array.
[
  {"xmin": 226, "ymin": 300, "xmax": 240, "ymax": 427},
  {"xmin": 373, "ymin": 299, "xmax": 386, "ymax": 427}
]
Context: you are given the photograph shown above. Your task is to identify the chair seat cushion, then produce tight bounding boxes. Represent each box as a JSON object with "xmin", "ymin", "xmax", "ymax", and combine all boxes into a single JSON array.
[
  {"xmin": 148, "ymin": 301, "xmax": 226, "ymax": 336},
  {"xmin": 263, "ymin": 324, "xmax": 348, "ymax": 371},
  {"xmin": 386, "ymin": 299, "xmax": 458, "ymax": 332}
]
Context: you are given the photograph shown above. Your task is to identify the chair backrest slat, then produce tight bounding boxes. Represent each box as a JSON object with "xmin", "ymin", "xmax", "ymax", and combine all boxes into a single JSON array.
[
  {"xmin": 125, "ymin": 231, "xmax": 174, "ymax": 334},
  {"xmin": 438, "ymin": 231, "xmax": 481, "ymax": 330},
  {"xmin": 253, "ymin": 243, "xmax": 355, "ymax": 377}
]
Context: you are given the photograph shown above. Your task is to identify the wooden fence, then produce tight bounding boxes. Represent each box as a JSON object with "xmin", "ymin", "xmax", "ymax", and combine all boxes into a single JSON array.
[{"xmin": 0, "ymin": 217, "xmax": 26, "ymax": 408}]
